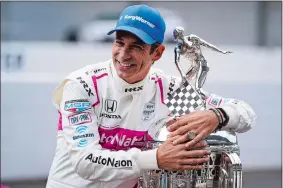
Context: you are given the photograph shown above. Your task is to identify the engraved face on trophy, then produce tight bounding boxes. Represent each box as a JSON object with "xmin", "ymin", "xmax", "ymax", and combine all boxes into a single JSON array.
[{"xmin": 173, "ymin": 26, "xmax": 185, "ymax": 43}]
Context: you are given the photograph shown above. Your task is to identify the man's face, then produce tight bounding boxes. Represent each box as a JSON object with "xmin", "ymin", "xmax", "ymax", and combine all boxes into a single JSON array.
[{"xmin": 112, "ymin": 31, "xmax": 164, "ymax": 84}]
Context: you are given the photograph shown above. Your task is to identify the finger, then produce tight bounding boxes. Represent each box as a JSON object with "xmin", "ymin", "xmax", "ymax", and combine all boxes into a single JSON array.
[
  {"xmin": 182, "ymin": 149, "xmax": 211, "ymax": 158},
  {"xmin": 169, "ymin": 124, "xmax": 196, "ymax": 138},
  {"xmin": 172, "ymin": 134, "xmax": 188, "ymax": 145},
  {"xmin": 189, "ymin": 140, "xmax": 208, "ymax": 150},
  {"xmin": 167, "ymin": 119, "xmax": 183, "ymax": 132},
  {"xmin": 166, "ymin": 119, "xmax": 177, "ymax": 126},
  {"xmin": 185, "ymin": 132, "xmax": 206, "ymax": 148},
  {"xmin": 169, "ymin": 128, "xmax": 185, "ymax": 138},
  {"xmin": 172, "ymin": 130, "xmax": 199, "ymax": 145},
  {"xmin": 167, "ymin": 114, "xmax": 192, "ymax": 132},
  {"xmin": 167, "ymin": 116, "xmax": 183, "ymax": 126},
  {"xmin": 172, "ymin": 129, "xmax": 199, "ymax": 145},
  {"xmin": 169, "ymin": 116, "xmax": 200, "ymax": 136},
  {"xmin": 179, "ymin": 156, "xmax": 209, "ymax": 165},
  {"xmin": 167, "ymin": 135, "xmax": 182, "ymax": 142}
]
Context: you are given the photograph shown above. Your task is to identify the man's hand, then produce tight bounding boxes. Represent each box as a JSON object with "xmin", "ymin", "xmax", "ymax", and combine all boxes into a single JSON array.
[
  {"xmin": 157, "ymin": 137, "xmax": 210, "ymax": 171},
  {"xmin": 167, "ymin": 110, "xmax": 219, "ymax": 148}
]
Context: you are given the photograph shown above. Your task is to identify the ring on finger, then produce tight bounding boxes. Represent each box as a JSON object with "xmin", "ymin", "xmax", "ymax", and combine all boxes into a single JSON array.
[{"xmin": 187, "ymin": 131, "xmax": 196, "ymax": 141}]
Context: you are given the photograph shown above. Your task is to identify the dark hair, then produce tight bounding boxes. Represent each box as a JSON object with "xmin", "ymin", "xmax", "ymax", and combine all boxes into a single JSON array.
[
  {"xmin": 150, "ymin": 42, "xmax": 160, "ymax": 54},
  {"xmin": 150, "ymin": 42, "xmax": 161, "ymax": 65}
]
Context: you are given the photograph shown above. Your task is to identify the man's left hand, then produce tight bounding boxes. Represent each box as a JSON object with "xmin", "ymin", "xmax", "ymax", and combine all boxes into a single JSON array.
[{"xmin": 167, "ymin": 110, "xmax": 219, "ymax": 148}]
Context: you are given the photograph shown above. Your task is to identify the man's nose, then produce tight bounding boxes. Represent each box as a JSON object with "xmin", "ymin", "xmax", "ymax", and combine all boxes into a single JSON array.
[{"xmin": 118, "ymin": 47, "xmax": 131, "ymax": 61}]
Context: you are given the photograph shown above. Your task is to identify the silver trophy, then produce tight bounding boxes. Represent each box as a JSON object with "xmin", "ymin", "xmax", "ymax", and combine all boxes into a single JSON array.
[
  {"xmin": 173, "ymin": 27, "xmax": 232, "ymax": 94},
  {"xmin": 138, "ymin": 27, "xmax": 242, "ymax": 188}
]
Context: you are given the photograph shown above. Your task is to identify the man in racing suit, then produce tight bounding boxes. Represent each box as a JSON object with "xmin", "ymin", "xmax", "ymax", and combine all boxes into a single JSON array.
[{"xmin": 46, "ymin": 4, "xmax": 256, "ymax": 188}]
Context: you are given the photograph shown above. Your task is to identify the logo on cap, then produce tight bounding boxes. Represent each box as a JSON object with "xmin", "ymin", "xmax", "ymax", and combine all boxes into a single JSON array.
[{"xmin": 124, "ymin": 15, "xmax": 155, "ymax": 28}]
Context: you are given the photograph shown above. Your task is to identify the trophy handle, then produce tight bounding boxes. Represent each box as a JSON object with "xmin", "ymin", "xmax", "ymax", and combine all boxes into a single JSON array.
[{"xmin": 223, "ymin": 152, "xmax": 243, "ymax": 188}]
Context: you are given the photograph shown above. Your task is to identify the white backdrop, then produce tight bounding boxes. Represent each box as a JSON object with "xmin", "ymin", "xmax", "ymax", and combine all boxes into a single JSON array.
[{"xmin": 1, "ymin": 42, "xmax": 281, "ymax": 180}]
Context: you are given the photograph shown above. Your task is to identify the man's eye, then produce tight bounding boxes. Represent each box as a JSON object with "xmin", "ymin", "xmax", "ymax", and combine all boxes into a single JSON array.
[
  {"xmin": 115, "ymin": 41, "xmax": 124, "ymax": 46},
  {"xmin": 133, "ymin": 45, "xmax": 143, "ymax": 50}
]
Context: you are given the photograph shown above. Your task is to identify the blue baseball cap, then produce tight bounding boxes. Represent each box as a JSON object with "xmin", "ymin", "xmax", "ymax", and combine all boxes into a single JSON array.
[{"xmin": 107, "ymin": 5, "xmax": 166, "ymax": 44}]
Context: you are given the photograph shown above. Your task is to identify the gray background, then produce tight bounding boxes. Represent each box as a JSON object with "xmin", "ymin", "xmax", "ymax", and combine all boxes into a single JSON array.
[
  {"xmin": 1, "ymin": 1, "xmax": 281, "ymax": 46},
  {"xmin": 1, "ymin": 1, "xmax": 282, "ymax": 188}
]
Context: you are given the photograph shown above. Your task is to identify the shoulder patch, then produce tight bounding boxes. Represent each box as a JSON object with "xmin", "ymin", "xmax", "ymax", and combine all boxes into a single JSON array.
[
  {"xmin": 76, "ymin": 76, "xmax": 95, "ymax": 97},
  {"xmin": 207, "ymin": 94, "xmax": 223, "ymax": 107}
]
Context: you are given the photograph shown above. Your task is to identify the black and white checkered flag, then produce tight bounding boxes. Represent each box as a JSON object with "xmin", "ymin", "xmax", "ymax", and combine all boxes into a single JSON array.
[{"xmin": 164, "ymin": 79, "xmax": 205, "ymax": 116}]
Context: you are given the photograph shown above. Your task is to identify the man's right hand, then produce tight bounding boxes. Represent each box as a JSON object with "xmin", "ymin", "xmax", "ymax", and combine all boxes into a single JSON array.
[{"xmin": 156, "ymin": 137, "xmax": 210, "ymax": 171}]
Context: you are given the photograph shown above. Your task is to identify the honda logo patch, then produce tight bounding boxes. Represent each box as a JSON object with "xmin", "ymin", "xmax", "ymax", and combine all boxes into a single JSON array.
[{"xmin": 105, "ymin": 99, "xmax": 117, "ymax": 113}]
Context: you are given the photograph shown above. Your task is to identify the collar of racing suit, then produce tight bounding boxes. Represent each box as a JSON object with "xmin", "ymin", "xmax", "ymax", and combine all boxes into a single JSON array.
[{"xmin": 109, "ymin": 60, "xmax": 157, "ymax": 101}]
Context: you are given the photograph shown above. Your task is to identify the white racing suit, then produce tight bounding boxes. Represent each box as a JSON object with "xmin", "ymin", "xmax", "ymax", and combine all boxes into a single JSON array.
[{"xmin": 46, "ymin": 60, "xmax": 256, "ymax": 188}]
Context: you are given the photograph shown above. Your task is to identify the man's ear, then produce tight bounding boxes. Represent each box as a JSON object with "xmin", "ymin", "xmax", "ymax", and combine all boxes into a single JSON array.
[{"xmin": 152, "ymin": 45, "xmax": 165, "ymax": 62}]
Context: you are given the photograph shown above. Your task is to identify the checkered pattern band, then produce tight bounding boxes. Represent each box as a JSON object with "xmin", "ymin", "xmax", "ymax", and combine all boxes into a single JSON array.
[{"xmin": 165, "ymin": 80, "xmax": 205, "ymax": 116}]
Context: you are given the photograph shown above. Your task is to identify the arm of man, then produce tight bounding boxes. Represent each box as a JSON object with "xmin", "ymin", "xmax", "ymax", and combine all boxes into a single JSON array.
[
  {"xmin": 165, "ymin": 76, "xmax": 257, "ymax": 146},
  {"xmin": 203, "ymin": 90, "xmax": 257, "ymax": 133},
  {"xmin": 60, "ymin": 81, "xmax": 158, "ymax": 181}
]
